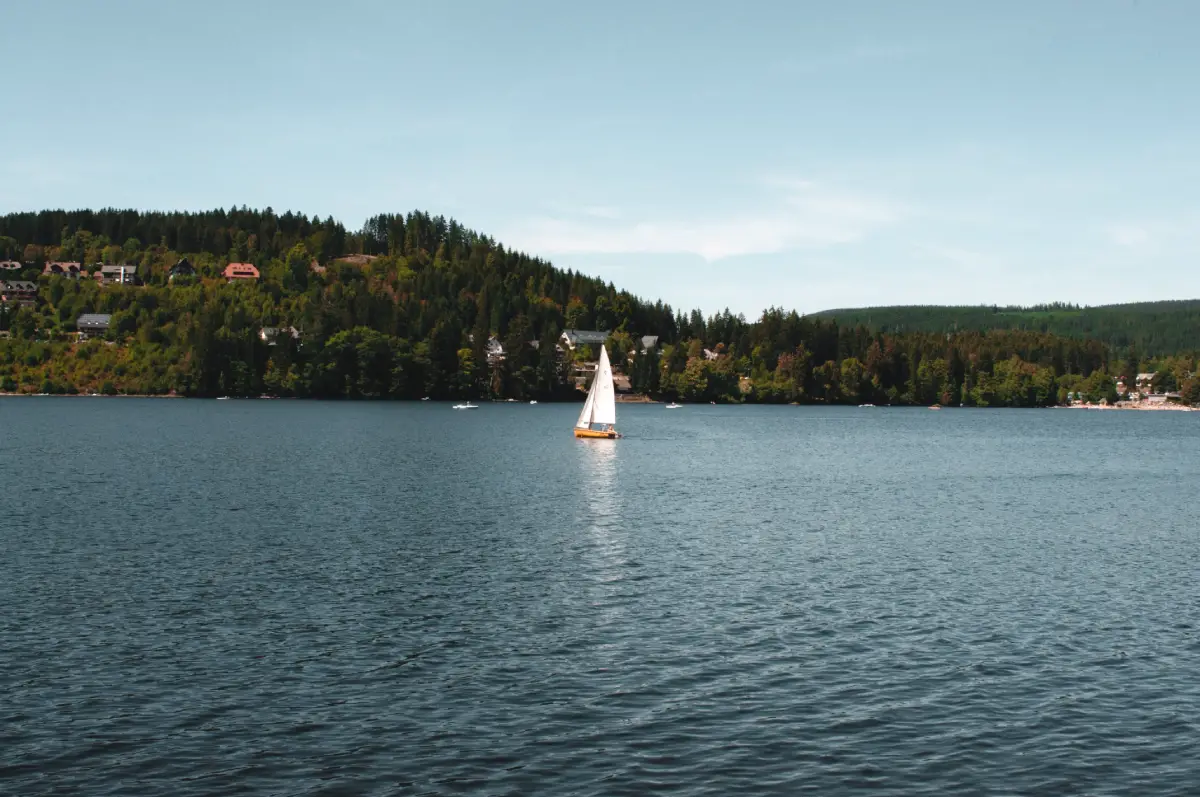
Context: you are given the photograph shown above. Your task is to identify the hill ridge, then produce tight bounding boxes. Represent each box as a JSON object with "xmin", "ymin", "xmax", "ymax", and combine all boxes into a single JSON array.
[{"xmin": 811, "ymin": 301, "xmax": 1200, "ymax": 355}]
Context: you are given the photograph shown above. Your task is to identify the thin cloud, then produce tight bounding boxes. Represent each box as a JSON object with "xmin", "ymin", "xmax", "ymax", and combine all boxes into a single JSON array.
[
  {"xmin": 915, "ymin": 243, "xmax": 1003, "ymax": 273},
  {"xmin": 1109, "ymin": 224, "xmax": 1151, "ymax": 247},
  {"xmin": 504, "ymin": 181, "xmax": 905, "ymax": 262},
  {"xmin": 1107, "ymin": 214, "xmax": 1200, "ymax": 252},
  {"xmin": 581, "ymin": 205, "xmax": 621, "ymax": 219}
]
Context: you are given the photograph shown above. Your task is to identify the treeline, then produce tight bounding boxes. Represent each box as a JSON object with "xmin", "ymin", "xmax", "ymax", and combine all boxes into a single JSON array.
[
  {"xmin": 0, "ymin": 207, "xmax": 349, "ymax": 264},
  {"xmin": 810, "ymin": 301, "xmax": 1200, "ymax": 357},
  {"xmin": 1, "ymin": 207, "xmax": 1197, "ymax": 406},
  {"xmin": 628, "ymin": 309, "xmax": 1198, "ymax": 406}
]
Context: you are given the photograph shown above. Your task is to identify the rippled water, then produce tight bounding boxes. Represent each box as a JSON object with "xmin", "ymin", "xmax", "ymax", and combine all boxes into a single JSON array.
[{"xmin": 3, "ymin": 398, "xmax": 1199, "ymax": 795}]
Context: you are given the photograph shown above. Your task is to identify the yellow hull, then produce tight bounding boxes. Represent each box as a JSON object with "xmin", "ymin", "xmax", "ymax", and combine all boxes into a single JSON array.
[{"xmin": 574, "ymin": 428, "xmax": 619, "ymax": 439}]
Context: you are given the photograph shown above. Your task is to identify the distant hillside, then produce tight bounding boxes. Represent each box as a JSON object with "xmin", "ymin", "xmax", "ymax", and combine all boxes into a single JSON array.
[
  {"xmin": 3, "ymin": 207, "xmax": 1197, "ymax": 406},
  {"xmin": 810, "ymin": 301, "xmax": 1200, "ymax": 356}
]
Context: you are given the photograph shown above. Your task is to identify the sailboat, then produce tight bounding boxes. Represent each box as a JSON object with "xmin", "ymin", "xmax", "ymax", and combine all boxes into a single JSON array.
[{"xmin": 574, "ymin": 345, "xmax": 620, "ymax": 439}]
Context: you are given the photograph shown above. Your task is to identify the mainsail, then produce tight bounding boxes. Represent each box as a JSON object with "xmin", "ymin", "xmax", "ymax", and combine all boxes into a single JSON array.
[{"xmin": 575, "ymin": 345, "xmax": 617, "ymax": 429}]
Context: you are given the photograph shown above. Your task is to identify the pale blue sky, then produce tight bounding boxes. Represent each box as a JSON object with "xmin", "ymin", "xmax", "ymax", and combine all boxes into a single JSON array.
[{"xmin": 3, "ymin": 1, "xmax": 1198, "ymax": 315}]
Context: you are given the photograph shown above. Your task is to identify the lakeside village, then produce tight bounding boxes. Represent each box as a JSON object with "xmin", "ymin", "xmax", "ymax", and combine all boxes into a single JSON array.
[
  {"xmin": 2, "ymin": 257, "xmax": 1197, "ymax": 410},
  {"xmin": 0, "ymin": 256, "xmax": 721, "ymax": 400},
  {"xmin": 1064, "ymin": 373, "xmax": 1195, "ymax": 412}
]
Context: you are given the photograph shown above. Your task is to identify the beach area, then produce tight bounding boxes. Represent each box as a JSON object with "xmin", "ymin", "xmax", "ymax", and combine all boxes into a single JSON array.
[{"xmin": 1063, "ymin": 401, "xmax": 1197, "ymax": 412}]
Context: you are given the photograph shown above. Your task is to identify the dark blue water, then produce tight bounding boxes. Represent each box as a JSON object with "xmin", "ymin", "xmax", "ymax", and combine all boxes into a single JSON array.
[{"xmin": 3, "ymin": 398, "xmax": 1199, "ymax": 795}]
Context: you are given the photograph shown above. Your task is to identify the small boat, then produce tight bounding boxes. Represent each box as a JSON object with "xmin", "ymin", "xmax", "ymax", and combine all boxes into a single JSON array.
[
  {"xmin": 421, "ymin": 396, "xmax": 430, "ymax": 401},
  {"xmin": 452, "ymin": 402, "xmax": 478, "ymax": 410},
  {"xmin": 574, "ymin": 345, "xmax": 620, "ymax": 438},
  {"xmin": 928, "ymin": 405, "xmax": 941, "ymax": 410},
  {"xmin": 859, "ymin": 403, "xmax": 875, "ymax": 408},
  {"xmin": 665, "ymin": 402, "xmax": 682, "ymax": 409},
  {"xmin": 529, "ymin": 400, "xmax": 538, "ymax": 405},
  {"xmin": 216, "ymin": 396, "xmax": 231, "ymax": 400}
]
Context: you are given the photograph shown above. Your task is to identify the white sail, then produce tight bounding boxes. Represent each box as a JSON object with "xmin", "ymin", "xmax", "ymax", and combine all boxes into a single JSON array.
[
  {"xmin": 574, "ymin": 344, "xmax": 617, "ymax": 429},
  {"xmin": 575, "ymin": 375, "xmax": 598, "ymax": 428},
  {"xmin": 591, "ymin": 345, "xmax": 617, "ymax": 426}
]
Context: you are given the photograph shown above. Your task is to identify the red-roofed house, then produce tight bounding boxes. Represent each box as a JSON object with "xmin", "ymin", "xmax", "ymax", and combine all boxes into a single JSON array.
[
  {"xmin": 43, "ymin": 261, "xmax": 83, "ymax": 278},
  {"xmin": 223, "ymin": 262, "xmax": 260, "ymax": 283}
]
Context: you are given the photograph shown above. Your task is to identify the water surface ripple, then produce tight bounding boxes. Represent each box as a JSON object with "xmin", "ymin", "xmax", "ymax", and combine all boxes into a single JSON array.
[{"xmin": 2, "ymin": 399, "xmax": 1199, "ymax": 795}]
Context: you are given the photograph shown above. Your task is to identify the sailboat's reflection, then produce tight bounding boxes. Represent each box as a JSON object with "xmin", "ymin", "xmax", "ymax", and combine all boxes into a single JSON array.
[
  {"xmin": 573, "ymin": 441, "xmax": 636, "ymax": 667},
  {"xmin": 576, "ymin": 439, "xmax": 627, "ymax": 582}
]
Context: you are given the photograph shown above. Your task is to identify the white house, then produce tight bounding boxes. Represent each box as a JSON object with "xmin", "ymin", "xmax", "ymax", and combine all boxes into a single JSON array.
[
  {"xmin": 97, "ymin": 264, "xmax": 137, "ymax": 285},
  {"xmin": 259, "ymin": 326, "xmax": 301, "ymax": 345},
  {"xmin": 485, "ymin": 336, "xmax": 505, "ymax": 366}
]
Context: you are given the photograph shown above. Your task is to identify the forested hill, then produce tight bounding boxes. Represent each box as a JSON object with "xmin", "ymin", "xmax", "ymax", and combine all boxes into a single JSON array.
[
  {"xmin": 1, "ymin": 207, "xmax": 1198, "ymax": 406},
  {"xmin": 811, "ymin": 301, "xmax": 1200, "ymax": 356}
]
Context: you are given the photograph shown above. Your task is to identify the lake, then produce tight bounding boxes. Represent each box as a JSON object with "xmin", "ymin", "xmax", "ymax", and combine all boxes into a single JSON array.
[{"xmin": 2, "ymin": 399, "xmax": 1199, "ymax": 795}]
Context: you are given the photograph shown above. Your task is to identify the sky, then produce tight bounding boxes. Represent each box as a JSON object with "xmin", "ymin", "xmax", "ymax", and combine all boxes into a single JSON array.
[{"xmin": 3, "ymin": 0, "xmax": 1199, "ymax": 316}]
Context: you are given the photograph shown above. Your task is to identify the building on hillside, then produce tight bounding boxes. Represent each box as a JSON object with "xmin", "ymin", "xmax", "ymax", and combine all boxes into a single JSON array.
[
  {"xmin": 97, "ymin": 264, "xmax": 138, "ymax": 285},
  {"xmin": 259, "ymin": 326, "xmax": 301, "ymax": 345},
  {"xmin": 0, "ymin": 280, "xmax": 37, "ymax": 306},
  {"xmin": 1135, "ymin": 372, "xmax": 1157, "ymax": 390},
  {"xmin": 76, "ymin": 313, "xmax": 112, "ymax": 338},
  {"xmin": 485, "ymin": 336, "xmax": 505, "ymax": 366},
  {"xmin": 528, "ymin": 338, "xmax": 570, "ymax": 357},
  {"xmin": 572, "ymin": 360, "xmax": 599, "ymax": 388},
  {"xmin": 223, "ymin": 262, "xmax": 260, "ymax": 282},
  {"xmin": 703, "ymin": 348, "xmax": 720, "ymax": 361},
  {"xmin": 43, "ymin": 261, "xmax": 82, "ymax": 278},
  {"xmin": 332, "ymin": 254, "xmax": 379, "ymax": 266},
  {"xmin": 0, "ymin": 260, "xmax": 23, "ymax": 271},
  {"xmin": 640, "ymin": 335, "xmax": 659, "ymax": 353},
  {"xmin": 168, "ymin": 258, "xmax": 195, "ymax": 281},
  {"xmin": 560, "ymin": 329, "xmax": 609, "ymax": 351}
]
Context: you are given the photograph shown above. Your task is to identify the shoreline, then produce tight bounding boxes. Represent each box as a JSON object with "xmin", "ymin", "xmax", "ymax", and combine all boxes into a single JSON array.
[
  {"xmin": 2, "ymin": 391, "xmax": 1195, "ymax": 411},
  {"xmin": 1059, "ymin": 402, "xmax": 1197, "ymax": 412},
  {"xmin": 0, "ymin": 392, "xmax": 184, "ymax": 398},
  {"xmin": 615, "ymin": 393, "xmax": 657, "ymax": 403}
]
